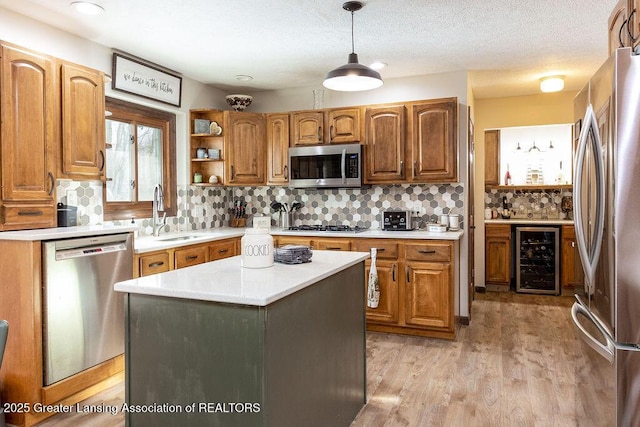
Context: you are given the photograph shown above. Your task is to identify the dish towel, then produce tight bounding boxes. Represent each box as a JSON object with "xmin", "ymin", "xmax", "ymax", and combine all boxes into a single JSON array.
[{"xmin": 367, "ymin": 248, "xmax": 380, "ymax": 308}]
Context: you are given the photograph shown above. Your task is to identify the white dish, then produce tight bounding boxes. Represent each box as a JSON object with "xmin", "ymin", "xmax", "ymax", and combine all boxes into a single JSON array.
[{"xmin": 427, "ymin": 224, "xmax": 448, "ymax": 232}]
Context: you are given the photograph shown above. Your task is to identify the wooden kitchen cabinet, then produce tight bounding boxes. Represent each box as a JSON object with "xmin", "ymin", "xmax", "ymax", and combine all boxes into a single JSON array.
[
  {"xmin": 174, "ymin": 244, "xmax": 209, "ymax": 269},
  {"xmin": 0, "ymin": 42, "xmax": 57, "ymax": 230},
  {"xmin": 484, "ymin": 129, "xmax": 500, "ymax": 186},
  {"xmin": 138, "ymin": 251, "xmax": 171, "ymax": 277},
  {"xmin": 485, "ymin": 224, "xmax": 512, "ymax": 289},
  {"xmin": 562, "ymin": 225, "xmax": 584, "ymax": 288},
  {"xmin": 225, "ymin": 111, "xmax": 266, "ymax": 185},
  {"xmin": 314, "ymin": 238, "xmax": 351, "ymax": 251},
  {"xmin": 364, "ymin": 105, "xmax": 406, "ymax": 183},
  {"xmin": 209, "ymin": 238, "xmax": 238, "ymax": 261},
  {"xmin": 266, "ymin": 113, "xmax": 290, "ymax": 185},
  {"xmin": 59, "ymin": 61, "xmax": 106, "ymax": 180},
  {"xmin": 363, "ymin": 259, "xmax": 399, "ymax": 324},
  {"xmin": 352, "ymin": 238, "xmax": 456, "ymax": 339},
  {"xmin": 609, "ymin": 0, "xmax": 631, "ymax": 55},
  {"xmin": 409, "ymin": 98, "xmax": 458, "ymax": 182},
  {"xmin": 290, "ymin": 107, "xmax": 361, "ymax": 145},
  {"xmin": 404, "ymin": 261, "xmax": 453, "ymax": 330}
]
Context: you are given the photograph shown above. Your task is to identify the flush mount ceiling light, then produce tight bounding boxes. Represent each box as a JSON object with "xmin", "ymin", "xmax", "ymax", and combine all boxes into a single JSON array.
[
  {"xmin": 323, "ymin": 1, "xmax": 383, "ymax": 92},
  {"xmin": 235, "ymin": 75, "xmax": 253, "ymax": 82},
  {"xmin": 70, "ymin": 1, "xmax": 104, "ymax": 15},
  {"xmin": 369, "ymin": 61, "xmax": 387, "ymax": 70},
  {"xmin": 540, "ymin": 75, "xmax": 564, "ymax": 93}
]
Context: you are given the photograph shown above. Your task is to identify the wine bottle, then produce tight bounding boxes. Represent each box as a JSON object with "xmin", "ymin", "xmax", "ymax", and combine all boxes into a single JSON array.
[{"xmin": 504, "ymin": 163, "xmax": 512, "ymax": 185}]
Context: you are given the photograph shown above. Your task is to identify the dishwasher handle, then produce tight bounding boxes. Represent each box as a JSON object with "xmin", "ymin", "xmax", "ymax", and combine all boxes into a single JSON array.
[{"xmin": 56, "ymin": 242, "xmax": 128, "ymax": 261}]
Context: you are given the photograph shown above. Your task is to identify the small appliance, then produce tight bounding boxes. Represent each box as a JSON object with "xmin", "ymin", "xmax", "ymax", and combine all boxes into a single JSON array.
[
  {"xmin": 382, "ymin": 210, "xmax": 413, "ymax": 231},
  {"xmin": 57, "ymin": 203, "xmax": 77, "ymax": 227},
  {"xmin": 289, "ymin": 144, "xmax": 362, "ymax": 188}
]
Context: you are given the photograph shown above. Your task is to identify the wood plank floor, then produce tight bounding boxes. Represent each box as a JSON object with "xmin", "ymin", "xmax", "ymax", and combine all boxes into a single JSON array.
[{"xmin": 34, "ymin": 292, "xmax": 579, "ymax": 427}]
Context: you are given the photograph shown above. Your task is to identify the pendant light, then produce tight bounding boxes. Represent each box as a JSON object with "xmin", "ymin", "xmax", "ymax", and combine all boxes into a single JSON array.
[{"xmin": 323, "ymin": 1, "xmax": 383, "ymax": 92}]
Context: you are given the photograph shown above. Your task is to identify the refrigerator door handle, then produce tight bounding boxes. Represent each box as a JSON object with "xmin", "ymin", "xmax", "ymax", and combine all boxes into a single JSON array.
[
  {"xmin": 571, "ymin": 300, "xmax": 615, "ymax": 364},
  {"xmin": 573, "ymin": 103, "xmax": 606, "ymax": 291}
]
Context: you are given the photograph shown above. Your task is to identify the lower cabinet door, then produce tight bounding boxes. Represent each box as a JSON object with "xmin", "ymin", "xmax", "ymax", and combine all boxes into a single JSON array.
[
  {"xmin": 404, "ymin": 261, "xmax": 453, "ymax": 330},
  {"xmin": 364, "ymin": 260, "xmax": 399, "ymax": 324}
]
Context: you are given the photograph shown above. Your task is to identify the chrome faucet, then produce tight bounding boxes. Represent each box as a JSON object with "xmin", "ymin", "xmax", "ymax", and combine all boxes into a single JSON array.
[{"xmin": 152, "ymin": 184, "xmax": 166, "ymax": 236}]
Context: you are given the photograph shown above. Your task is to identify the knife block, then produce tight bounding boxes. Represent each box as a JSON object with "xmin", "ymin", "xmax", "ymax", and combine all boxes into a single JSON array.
[{"xmin": 230, "ymin": 217, "xmax": 246, "ymax": 228}]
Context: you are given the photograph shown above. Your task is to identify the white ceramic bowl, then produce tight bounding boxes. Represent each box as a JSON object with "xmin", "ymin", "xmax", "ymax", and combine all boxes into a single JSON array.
[{"xmin": 225, "ymin": 94, "xmax": 253, "ymax": 111}]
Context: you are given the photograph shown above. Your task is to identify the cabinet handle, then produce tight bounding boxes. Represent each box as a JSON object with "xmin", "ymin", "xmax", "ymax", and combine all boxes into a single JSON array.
[
  {"xmin": 325, "ymin": 246, "xmax": 342, "ymax": 250},
  {"xmin": 47, "ymin": 172, "xmax": 55, "ymax": 196},
  {"xmin": 374, "ymin": 248, "xmax": 386, "ymax": 252},
  {"xmin": 218, "ymin": 249, "xmax": 228, "ymax": 254},
  {"xmin": 330, "ymin": 125, "xmax": 334, "ymax": 141},
  {"xmin": 318, "ymin": 126, "xmax": 323, "ymax": 142},
  {"xmin": 418, "ymin": 249, "xmax": 436, "ymax": 254},
  {"xmin": 400, "ymin": 160, "xmax": 404, "ymax": 177},
  {"xmin": 99, "ymin": 150, "xmax": 105, "ymax": 172},
  {"xmin": 406, "ymin": 266, "xmax": 411, "ymax": 283},
  {"xmin": 392, "ymin": 264, "xmax": 396, "ymax": 282},
  {"xmin": 413, "ymin": 161, "xmax": 418, "ymax": 178},
  {"xmin": 148, "ymin": 261, "xmax": 165, "ymax": 268},
  {"xmin": 284, "ymin": 165, "xmax": 288, "ymax": 180},
  {"xmin": 571, "ymin": 242, "xmax": 576, "ymax": 248},
  {"xmin": 231, "ymin": 165, "xmax": 235, "ymax": 180},
  {"xmin": 18, "ymin": 210, "xmax": 43, "ymax": 216},
  {"xmin": 185, "ymin": 255, "xmax": 199, "ymax": 261}
]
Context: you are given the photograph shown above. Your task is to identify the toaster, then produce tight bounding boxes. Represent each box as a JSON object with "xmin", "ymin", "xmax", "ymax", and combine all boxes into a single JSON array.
[{"xmin": 382, "ymin": 210, "xmax": 413, "ymax": 231}]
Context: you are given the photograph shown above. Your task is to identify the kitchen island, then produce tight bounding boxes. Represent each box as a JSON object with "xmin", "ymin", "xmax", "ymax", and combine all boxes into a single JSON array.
[{"xmin": 114, "ymin": 250, "xmax": 369, "ymax": 427}]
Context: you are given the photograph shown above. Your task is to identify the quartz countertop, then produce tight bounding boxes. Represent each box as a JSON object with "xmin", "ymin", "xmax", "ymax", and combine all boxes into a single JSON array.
[
  {"xmin": 134, "ymin": 227, "xmax": 464, "ymax": 254},
  {"xmin": 114, "ymin": 250, "xmax": 370, "ymax": 306},
  {"xmin": 484, "ymin": 219, "xmax": 574, "ymax": 225},
  {"xmin": 0, "ymin": 224, "xmax": 138, "ymax": 241}
]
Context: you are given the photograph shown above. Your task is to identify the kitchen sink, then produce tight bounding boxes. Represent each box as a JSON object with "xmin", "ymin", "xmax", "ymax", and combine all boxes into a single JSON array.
[{"xmin": 156, "ymin": 235, "xmax": 201, "ymax": 242}]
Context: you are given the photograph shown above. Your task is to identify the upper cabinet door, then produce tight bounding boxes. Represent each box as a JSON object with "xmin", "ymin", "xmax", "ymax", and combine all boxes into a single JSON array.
[
  {"xmin": 410, "ymin": 99, "xmax": 458, "ymax": 183},
  {"xmin": 226, "ymin": 112, "xmax": 266, "ymax": 185},
  {"xmin": 266, "ymin": 113, "xmax": 290, "ymax": 185},
  {"xmin": 484, "ymin": 129, "xmax": 500, "ymax": 186},
  {"xmin": 364, "ymin": 105, "xmax": 406, "ymax": 183},
  {"xmin": 327, "ymin": 107, "xmax": 361, "ymax": 144},
  {"xmin": 60, "ymin": 62, "xmax": 106, "ymax": 180},
  {"xmin": 291, "ymin": 111, "xmax": 324, "ymax": 145},
  {"xmin": 0, "ymin": 43, "xmax": 56, "ymax": 202}
]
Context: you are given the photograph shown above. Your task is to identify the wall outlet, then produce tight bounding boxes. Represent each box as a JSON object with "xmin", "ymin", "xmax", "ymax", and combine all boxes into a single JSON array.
[{"xmin": 66, "ymin": 190, "xmax": 78, "ymax": 207}]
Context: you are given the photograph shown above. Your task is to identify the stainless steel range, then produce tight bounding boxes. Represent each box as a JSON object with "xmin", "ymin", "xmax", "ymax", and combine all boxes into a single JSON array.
[{"xmin": 287, "ymin": 224, "xmax": 368, "ymax": 233}]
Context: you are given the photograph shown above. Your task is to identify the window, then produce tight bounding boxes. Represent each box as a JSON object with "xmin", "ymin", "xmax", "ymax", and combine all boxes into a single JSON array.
[{"xmin": 103, "ymin": 97, "xmax": 176, "ymax": 220}]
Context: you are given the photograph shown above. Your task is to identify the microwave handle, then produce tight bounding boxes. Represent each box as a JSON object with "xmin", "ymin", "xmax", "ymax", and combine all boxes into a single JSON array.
[{"xmin": 341, "ymin": 149, "xmax": 346, "ymax": 184}]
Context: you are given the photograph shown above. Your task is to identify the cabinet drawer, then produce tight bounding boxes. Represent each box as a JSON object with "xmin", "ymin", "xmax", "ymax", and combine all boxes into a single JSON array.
[
  {"xmin": 209, "ymin": 239, "xmax": 237, "ymax": 261},
  {"xmin": 276, "ymin": 236, "xmax": 313, "ymax": 247},
  {"xmin": 175, "ymin": 245, "xmax": 208, "ymax": 269},
  {"xmin": 139, "ymin": 252, "xmax": 170, "ymax": 277},
  {"xmin": 1, "ymin": 203, "xmax": 57, "ymax": 230},
  {"xmin": 315, "ymin": 239, "xmax": 351, "ymax": 251},
  {"xmin": 405, "ymin": 242, "xmax": 452, "ymax": 262},
  {"xmin": 486, "ymin": 224, "xmax": 511, "ymax": 237},
  {"xmin": 352, "ymin": 239, "xmax": 399, "ymax": 259}
]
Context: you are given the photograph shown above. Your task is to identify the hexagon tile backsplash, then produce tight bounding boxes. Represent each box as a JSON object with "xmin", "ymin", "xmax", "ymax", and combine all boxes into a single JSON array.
[{"xmin": 56, "ymin": 180, "xmax": 464, "ymax": 237}]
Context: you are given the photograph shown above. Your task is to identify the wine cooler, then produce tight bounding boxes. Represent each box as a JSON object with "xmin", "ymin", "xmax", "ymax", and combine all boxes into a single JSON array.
[{"xmin": 516, "ymin": 226, "xmax": 560, "ymax": 295}]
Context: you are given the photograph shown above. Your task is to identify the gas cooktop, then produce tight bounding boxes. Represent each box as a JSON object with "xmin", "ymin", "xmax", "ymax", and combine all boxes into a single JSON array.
[{"xmin": 287, "ymin": 224, "xmax": 369, "ymax": 233}]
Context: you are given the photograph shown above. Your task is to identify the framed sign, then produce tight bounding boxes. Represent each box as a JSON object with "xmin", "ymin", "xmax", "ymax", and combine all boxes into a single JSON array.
[{"xmin": 112, "ymin": 53, "xmax": 182, "ymax": 107}]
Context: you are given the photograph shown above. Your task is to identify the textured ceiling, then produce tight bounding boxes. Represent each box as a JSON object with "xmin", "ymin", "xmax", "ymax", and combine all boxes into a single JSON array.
[{"xmin": 0, "ymin": 0, "xmax": 618, "ymax": 98}]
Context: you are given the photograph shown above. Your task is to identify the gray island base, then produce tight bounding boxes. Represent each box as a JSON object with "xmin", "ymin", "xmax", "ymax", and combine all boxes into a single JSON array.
[{"xmin": 120, "ymin": 252, "xmax": 367, "ymax": 426}]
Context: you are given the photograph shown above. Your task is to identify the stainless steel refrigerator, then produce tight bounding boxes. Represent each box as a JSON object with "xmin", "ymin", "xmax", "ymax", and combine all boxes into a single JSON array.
[{"xmin": 572, "ymin": 47, "xmax": 640, "ymax": 426}]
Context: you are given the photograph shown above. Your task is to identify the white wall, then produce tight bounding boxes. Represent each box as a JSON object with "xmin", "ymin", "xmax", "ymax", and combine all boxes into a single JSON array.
[{"xmin": 0, "ymin": 7, "xmax": 224, "ymax": 186}]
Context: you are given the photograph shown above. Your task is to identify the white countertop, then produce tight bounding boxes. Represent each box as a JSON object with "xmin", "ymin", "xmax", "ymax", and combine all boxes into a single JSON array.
[
  {"xmin": 484, "ymin": 219, "xmax": 574, "ymax": 225},
  {"xmin": 134, "ymin": 228, "xmax": 245, "ymax": 253},
  {"xmin": 0, "ymin": 224, "xmax": 138, "ymax": 241},
  {"xmin": 272, "ymin": 228, "xmax": 464, "ymax": 240},
  {"xmin": 114, "ymin": 250, "xmax": 370, "ymax": 306}
]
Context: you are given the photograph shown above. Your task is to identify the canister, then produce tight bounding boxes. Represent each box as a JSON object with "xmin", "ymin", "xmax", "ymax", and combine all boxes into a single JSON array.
[{"xmin": 241, "ymin": 228, "xmax": 274, "ymax": 268}]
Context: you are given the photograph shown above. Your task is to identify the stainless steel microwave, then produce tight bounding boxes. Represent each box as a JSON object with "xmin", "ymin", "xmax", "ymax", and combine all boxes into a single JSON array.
[{"xmin": 289, "ymin": 144, "xmax": 362, "ymax": 188}]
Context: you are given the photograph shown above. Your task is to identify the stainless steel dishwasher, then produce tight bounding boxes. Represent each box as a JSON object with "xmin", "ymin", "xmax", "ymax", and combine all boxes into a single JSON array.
[{"xmin": 42, "ymin": 233, "xmax": 133, "ymax": 385}]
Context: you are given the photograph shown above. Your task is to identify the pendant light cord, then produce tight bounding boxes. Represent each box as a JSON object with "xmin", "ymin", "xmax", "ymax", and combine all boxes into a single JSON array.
[{"xmin": 351, "ymin": 10, "xmax": 355, "ymax": 54}]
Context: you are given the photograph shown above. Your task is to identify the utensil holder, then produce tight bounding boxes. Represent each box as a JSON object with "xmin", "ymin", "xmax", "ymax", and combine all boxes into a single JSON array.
[{"xmin": 281, "ymin": 212, "xmax": 294, "ymax": 229}]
